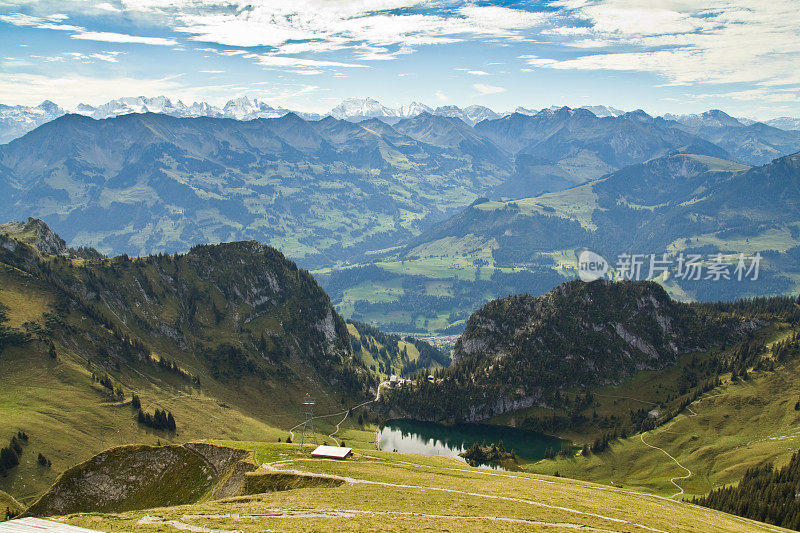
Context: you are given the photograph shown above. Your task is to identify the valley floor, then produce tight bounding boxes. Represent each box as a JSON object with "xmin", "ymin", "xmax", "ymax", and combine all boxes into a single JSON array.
[{"xmin": 58, "ymin": 442, "xmax": 786, "ymax": 533}]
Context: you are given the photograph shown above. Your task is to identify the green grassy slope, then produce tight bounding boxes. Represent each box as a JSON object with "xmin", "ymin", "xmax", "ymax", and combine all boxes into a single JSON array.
[
  {"xmin": 57, "ymin": 442, "xmax": 788, "ymax": 533},
  {"xmin": 24, "ymin": 443, "xmax": 255, "ymax": 517},
  {"xmin": 529, "ymin": 331, "xmax": 800, "ymax": 499},
  {"xmin": 0, "ymin": 221, "xmax": 374, "ymax": 503},
  {"xmin": 0, "ymin": 490, "xmax": 23, "ymax": 520},
  {"xmin": 347, "ymin": 321, "xmax": 450, "ymax": 378}
]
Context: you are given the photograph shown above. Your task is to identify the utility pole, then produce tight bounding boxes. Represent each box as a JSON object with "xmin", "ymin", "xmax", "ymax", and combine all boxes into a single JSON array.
[{"xmin": 300, "ymin": 393, "xmax": 317, "ymax": 447}]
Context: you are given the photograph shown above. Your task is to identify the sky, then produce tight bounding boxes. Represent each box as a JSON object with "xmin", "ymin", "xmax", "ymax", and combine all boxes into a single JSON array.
[{"xmin": 0, "ymin": 0, "xmax": 798, "ymax": 119}]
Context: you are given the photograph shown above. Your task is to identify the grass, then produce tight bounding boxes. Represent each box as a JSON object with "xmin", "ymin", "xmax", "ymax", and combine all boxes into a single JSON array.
[
  {"xmin": 55, "ymin": 442, "xmax": 788, "ymax": 533},
  {"xmin": 23, "ymin": 444, "xmax": 246, "ymax": 516},
  {"xmin": 0, "ymin": 490, "xmax": 24, "ymax": 521},
  {"xmin": 0, "ymin": 271, "xmax": 52, "ymax": 329},
  {"xmin": 527, "ymin": 330, "xmax": 800, "ymax": 498},
  {"xmin": 347, "ymin": 322, "xmax": 433, "ymax": 379},
  {"xmin": 0, "ymin": 258, "xmax": 374, "ymax": 504},
  {"xmin": 241, "ymin": 471, "xmax": 344, "ymax": 494}
]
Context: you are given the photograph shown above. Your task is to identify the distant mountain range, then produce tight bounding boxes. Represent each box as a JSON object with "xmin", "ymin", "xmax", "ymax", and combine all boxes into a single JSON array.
[
  {"xmin": 3, "ymin": 95, "xmax": 798, "ymax": 145},
  {"xmin": 0, "ymin": 112, "xmax": 511, "ymax": 260},
  {"xmin": 5, "ymin": 105, "xmax": 797, "ymax": 263},
  {"xmin": 2, "ymin": 100, "xmax": 800, "ymax": 335},
  {"xmin": 405, "ymin": 150, "xmax": 800, "ymax": 302}
]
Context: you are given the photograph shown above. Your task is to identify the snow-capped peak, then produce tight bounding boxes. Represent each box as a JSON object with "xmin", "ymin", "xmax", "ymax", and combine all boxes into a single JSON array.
[
  {"xmin": 398, "ymin": 101, "xmax": 433, "ymax": 118},
  {"xmin": 330, "ymin": 97, "xmax": 397, "ymax": 120}
]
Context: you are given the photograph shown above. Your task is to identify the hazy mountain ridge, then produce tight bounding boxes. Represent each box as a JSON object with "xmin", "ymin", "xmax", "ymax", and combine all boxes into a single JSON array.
[
  {"xmin": 0, "ymin": 112, "xmax": 511, "ymax": 260},
  {"xmin": 1, "ymin": 107, "xmax": 769, "ymax": 260},
  {"xmin": 4, "ymin": 95, "xmax": 798, "ymax": 145},
  {"xmin": 406, "ymin": 150, "xmax": 800, "ymax": 304}
]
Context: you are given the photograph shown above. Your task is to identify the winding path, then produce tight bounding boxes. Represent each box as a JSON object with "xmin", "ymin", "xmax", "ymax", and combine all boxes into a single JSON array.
[
  {"xmin": 288, "ymin": 381, "xmax": 390, "ymax": 444},
  {"xmin": 639, "ymin": 431, "xmax": 693, "ymax": 499}
]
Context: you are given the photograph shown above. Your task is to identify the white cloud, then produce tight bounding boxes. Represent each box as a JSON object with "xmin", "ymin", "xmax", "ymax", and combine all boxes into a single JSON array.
[
  {"xmin": 528, "ymin": 0, "xmax": 800, "ymax": 88},
  {"xmin": 243, "ymin": 54, "xmax": 367, "ymax": 69},
  {"xmin": 473, "ymin": 83, "xmax": 506, "ymax": 95},
  {"xmin": 0, "ymin": 71, "xmax": 324, "ymax": 110},
  {"xmin": 457, "ymin": 5, "xmax": 548, "ymax": 33},
  {"xmin": 71, "ymin": 31, "xmax": 177, "ymax": 46},
  {"xmin": 355, "ymin": 45, "xmax": 414, "ymax": 61},
  {"xmin": 44, "ymin": 51, "xmax": 123, "ymax": 63},
  {"xmin": 0, "ymin": 11, "xmax": 179, "ymax": 46},
  {"xmin": 0, "ymin": 12, "xmax": 83, "ymax": 31},
  {"xmin": 160, "ymin": 2, "xmax": 547, "ymax": 56},
  {"xmin": 0, "ymin": 72, "xmax": 186, "ymax": 108},
  {"xmin": 95, "ymin": 3, "xmax": 121, "ymax": 12},
  {"xmin": 695, "ymin": 88, "xmax": 800, "ymax": 103}
]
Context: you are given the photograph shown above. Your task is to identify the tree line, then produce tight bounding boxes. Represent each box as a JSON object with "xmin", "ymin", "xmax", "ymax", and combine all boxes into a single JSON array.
[
  {"xmin": 0, "ymin": 431, "xmax": 28, "ymax": 477},
  {"xmin": 136, "ymin": 409, "xmax": 176, "ymax": 433},
  {"xmin": 693, "ymin": 449, "xmax": 800, "ymax": 530}
]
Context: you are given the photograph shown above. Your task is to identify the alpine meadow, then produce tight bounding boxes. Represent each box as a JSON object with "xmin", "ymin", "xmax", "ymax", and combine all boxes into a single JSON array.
[{"xmin": 2, "ymin": 1, "xmax": 800, "ymax": 532}]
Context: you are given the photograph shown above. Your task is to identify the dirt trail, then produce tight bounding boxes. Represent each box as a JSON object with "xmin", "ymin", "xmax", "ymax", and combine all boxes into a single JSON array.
[
  {"xmin": 171, "ymin": 509, "xmax": 621, "ymax": 532},
  {"xmin": 257, "ymin": 464, "xmax": 674, "ymax": 533},
  {"xmin": 640, "ymin": 428, "xmax": 692, "ymax": 499},
  {"xmin": 288, "ymin": 381, "xmax": 389, "ymax": 444}
]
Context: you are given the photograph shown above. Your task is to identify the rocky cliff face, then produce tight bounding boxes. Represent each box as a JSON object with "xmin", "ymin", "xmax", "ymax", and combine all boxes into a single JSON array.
[
  {"xmin": 454, "ymin": 280, "xmax": 754, "ymax": 388},
  {"xmin": 0, "ymin": 219, "xmax": 372, "ymax": 396},
  {"xmin": 386, "ymin": 280, "xmax": 760, "ymax": 422},
  {"xmin": 0, "ymin": 217, "xmax": 69, "ymax": 256}
]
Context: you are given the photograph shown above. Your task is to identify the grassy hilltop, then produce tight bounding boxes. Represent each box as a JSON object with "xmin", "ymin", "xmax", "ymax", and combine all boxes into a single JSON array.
[{"xmin": 53, "ymin": 442, "xmax": 788, "ymax": 533}]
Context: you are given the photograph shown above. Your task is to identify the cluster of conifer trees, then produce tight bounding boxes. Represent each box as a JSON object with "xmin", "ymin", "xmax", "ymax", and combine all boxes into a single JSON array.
[
  {"xmin": 136, "ymin": 409, "xmax": 176, "ymax": 432},
  {"xmin": 91, "ymin": 373, "xmax": 124, "ymax": 399},
  {"xmin": 0, "ymin": 431, "xmax": 27, "ymax": 477},
  {"xmin": 693, "ymin": 449, "xmax": 800, "ymax": 530},
  {"xmin": 0, "ymin": 302, "xmax": 28, "ymax": 353}
]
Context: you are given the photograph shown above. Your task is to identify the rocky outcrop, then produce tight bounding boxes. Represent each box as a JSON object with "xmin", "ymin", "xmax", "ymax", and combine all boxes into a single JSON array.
[
  {"xmin": 388, "ymin": 279, "xmax": 762, "ymax": 422},
  {"xmin": 0, "ymin": 218, "xmax": 68, "ymax": 256},
  {"xmin": 24, "ymin": 443, "xmax": 256, "ymax": 517}
]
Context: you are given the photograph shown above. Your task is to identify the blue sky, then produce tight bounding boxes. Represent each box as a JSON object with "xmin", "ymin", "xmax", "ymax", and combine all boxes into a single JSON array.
[{"xmin": 0, "ymin": 0, "xmax": 798, "ymax": 119}]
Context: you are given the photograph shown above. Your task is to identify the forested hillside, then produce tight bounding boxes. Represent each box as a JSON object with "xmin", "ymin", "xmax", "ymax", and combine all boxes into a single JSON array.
[
  {"xmin": 694, "ymin": 446, "xmax": 800, "ymax": 530},
  {"xmin": 383, "ymin": 280, "xmax": 797, "ymax": 426},
  {"xmin": 0, "ymin": 218, "xmax": 373, "ymax": 502},
  {"xmin": 347, "ymin": 320, "xmax": 450, "ymax": 378}
]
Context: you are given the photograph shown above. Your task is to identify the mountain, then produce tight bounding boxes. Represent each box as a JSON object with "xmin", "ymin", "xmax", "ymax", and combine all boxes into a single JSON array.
[
  {"xmin": 0, "ymin": 112, "xmax": 510, "ymax": 261},
  {"xmin": 0, "ymin": 96, "xmax": 324, "ymax": 144},
  {"xmin": 475, "ymin": 107, "xmax": 730, "ymax": 197},
  {"xmin": 347, "ymin": 320, "xmax": 450, "ymax": 378},
  {"xmin": 392, "ymin": 112, "xmax": 510, "ymax": 165},
  {"xmin": 401, "ymin": 150, "xmax": 800, "ymax": 304},
  {"xmin": 664, "ymin": 110, "xmax": 800, "ymax": 165},
  {"xmin": 662, "ymin": 109, "xmax": 747, "ymax": 129},
  {"xmin": 0, "ymin": 101, "xmax": 66, "ymax": 144},
  {"xmin": 433, "ymin": 104, "xmax": 502, "ymax": 124},
  {"xmin": 328, "ymin": 98, "xmax": 504, "ymax": 125},
  {"xmin": 329, "ymin": 97, "xmax": 399, "ymax": 122},
  {"xmin": 515, "ymin": 105, "xmax": 625, "ymax": 118},
  {"xmin": 579, "ymin": 104, "xmax": 626, "ymax": 117},
  {"xmin": 0, "ymin": 218, "xmax": 372, "ymax": 499},
  {"xmin": 766, "ymin": 117, "xmax": 800, "ymax": 131},
  {"xmin": 75, "ymin": 95, "xmax": 320, "ymax": 122},
  {"xmin": 382, "ymin": 279, "xmax": 762, "ymax": 422}
]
